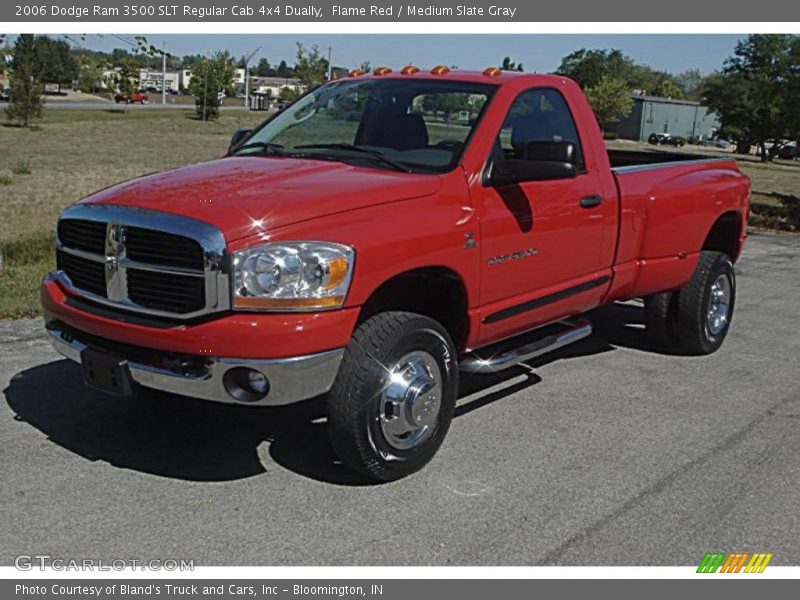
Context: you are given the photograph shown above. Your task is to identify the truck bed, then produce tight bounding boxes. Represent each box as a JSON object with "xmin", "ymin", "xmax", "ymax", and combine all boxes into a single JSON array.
[{"xmin": 608, "ymin": 148, "xmax": 724, "ymax": 171}]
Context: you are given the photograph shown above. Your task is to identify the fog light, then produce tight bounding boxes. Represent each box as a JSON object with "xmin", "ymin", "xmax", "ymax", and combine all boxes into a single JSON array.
[{"xmin": 223, "ymin": 367, "xmax": 270, "ymax": 402}]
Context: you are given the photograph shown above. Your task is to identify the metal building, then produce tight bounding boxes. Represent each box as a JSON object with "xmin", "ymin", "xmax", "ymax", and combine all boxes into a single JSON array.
[{"xmin": 609, "ymin": 94, "xmax": 720, "ymax": 141}]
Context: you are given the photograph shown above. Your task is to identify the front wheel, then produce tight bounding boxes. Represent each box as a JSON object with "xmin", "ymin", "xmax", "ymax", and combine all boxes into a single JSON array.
[{"xmin": 326, "ymin": 311, "xmax": 458, "ymax": 481}]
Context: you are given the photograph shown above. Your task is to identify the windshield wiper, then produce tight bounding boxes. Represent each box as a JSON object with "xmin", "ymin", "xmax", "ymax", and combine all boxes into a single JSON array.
[
  {"xmin": 234, "ymin": 141, "xmax": 285, "ymax": 156},
  {"xmin": 294, "ymin": 143, "xmax": 411, "ymax": 173}
]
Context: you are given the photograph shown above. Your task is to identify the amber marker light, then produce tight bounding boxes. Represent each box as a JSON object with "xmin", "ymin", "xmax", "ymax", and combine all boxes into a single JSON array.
[
  {"xmin": 373, "ymin": 66, "xmax": 393, "ymax": 76},
  {"xmin": 483, "ymin": 67, "xmax": 502, "ymax": 78},
  {"xmin": 347, "ymin": 69, "xmax": 365, "ymax": 77},
  {"xmin": 400, "ymin": 65, "xmax": 420, "ymax": 75},
  {"xmin": 233, "ymin": 296, "xmax": 345, "ymax": 310},
  {"xmin": 430, "ymin": 65, "xmax": 451, "ymax": 75}
]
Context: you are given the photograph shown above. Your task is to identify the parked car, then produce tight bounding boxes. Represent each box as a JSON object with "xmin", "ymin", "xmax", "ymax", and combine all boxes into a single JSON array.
[
  {"xmin": 43, "ymin": 70, "xmax": 750, "ymax": 481},
  {"xmin": 648, "ymin": 132, "xmax": 687, "ymax": 147},
  {"xmin": 700, "ymin": 138, "xmax": 732, "ymax": 150},
  {"xmin": 777, "ymin": 142, "xmax": 797, "ymax": 160},
  {"xmin": 114, "ymin": 91, "xmax": 149, "ymax": 104}
]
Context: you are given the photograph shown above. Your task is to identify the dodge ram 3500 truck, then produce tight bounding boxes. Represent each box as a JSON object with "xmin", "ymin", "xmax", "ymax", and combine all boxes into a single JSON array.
[{"xmin": 42, "ymin": 67, "xmax": 750, "ymax": 480}]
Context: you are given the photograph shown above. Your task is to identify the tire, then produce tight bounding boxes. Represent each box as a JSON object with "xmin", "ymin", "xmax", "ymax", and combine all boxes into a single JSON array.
[
  {"xmin": 674, "ymin": 251, "xmax": 736, "ymax": 355},
  {"xmin": 326, "ymin": 311, "xmax": 458, "ymax": 481},
  {"xmin": 644, "ymin": 291, "xmax": 679, "ymax": 348}
]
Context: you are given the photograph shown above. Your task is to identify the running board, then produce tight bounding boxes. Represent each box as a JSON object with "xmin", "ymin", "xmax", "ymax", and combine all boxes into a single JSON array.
[{"xmin": 459, "ymin": 318, "xmax": 593, "ymax": 373}]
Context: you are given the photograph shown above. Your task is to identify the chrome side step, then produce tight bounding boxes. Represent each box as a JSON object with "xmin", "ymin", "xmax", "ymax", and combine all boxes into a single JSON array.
[{"xmin": 459, "ymin": 318, "xmax": 593, "ymax": 373}]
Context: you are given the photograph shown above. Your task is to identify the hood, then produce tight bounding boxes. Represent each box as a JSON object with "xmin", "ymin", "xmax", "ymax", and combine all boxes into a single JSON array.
[{"xmin": 78, "ymin": 156, "xmax": 442, "ymax": 242}]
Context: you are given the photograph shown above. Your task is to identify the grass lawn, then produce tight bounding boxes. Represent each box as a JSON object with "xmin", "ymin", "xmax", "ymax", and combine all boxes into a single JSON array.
[
  {"xmin": 0, "ymin": 107, "xmax": 267, "ymax": 318},
  {"xmin": 1, "ymin": 109, "xmax": 798, "ymax": 319}
]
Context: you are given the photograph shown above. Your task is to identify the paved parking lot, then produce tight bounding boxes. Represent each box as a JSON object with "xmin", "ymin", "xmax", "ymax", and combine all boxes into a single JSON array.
[{"xmin": 1, "ymin": 231, "xmax": 798, "ymax": 566}]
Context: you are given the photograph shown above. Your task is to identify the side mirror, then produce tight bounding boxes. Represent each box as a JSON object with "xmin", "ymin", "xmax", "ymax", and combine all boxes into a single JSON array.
[
  {"xmin": 228, "ymin": 128, "xmax": 252, "ymax": 153},
  {"xmin": 487, "ymin": 141, "xmax": 578, "ymax": 186}
]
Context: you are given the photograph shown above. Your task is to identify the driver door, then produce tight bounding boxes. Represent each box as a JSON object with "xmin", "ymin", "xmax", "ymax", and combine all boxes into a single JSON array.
[{"xmin": 474, "ymin": 88, "xmax": 615, "ymax": 345}]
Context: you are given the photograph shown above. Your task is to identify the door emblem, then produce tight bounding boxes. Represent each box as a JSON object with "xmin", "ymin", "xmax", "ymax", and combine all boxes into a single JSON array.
[{"xmin": 487, "ymin": 247, "xmax": 539, "ymax": 266}]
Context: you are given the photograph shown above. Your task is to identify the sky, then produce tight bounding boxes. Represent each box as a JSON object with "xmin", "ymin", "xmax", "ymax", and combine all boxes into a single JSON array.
[{"xmin": 40, "ymin": 34, "xmax": 745, "ymax": 75}]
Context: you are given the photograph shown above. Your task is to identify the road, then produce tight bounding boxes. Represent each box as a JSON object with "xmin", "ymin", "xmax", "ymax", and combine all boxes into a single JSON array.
[{"xmin": 1, "ymin": 231, "xmax": 798, "ymax": 566}]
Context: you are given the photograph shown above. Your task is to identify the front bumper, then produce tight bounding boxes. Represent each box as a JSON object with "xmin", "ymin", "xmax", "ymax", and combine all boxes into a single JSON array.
[
  {"xmin": 42, "ymin": 272, "xmax": 355, "ymax": 406},
  {"xmin": 47, "ymin": 322, "xmax": 344, "ymax": 406}
]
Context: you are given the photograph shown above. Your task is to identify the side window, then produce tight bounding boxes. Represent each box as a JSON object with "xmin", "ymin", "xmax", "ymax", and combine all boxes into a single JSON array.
[{"xmin": 496, "ymin": 89, "xmax": 585, "ymax": 170}]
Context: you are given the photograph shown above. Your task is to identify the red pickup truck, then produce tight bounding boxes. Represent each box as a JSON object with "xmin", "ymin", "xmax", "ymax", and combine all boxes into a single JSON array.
[
  {"xmin": 42, "ymin": 68, "xmax": 750, "ymax": 480},
  {"xmin": 114, "ymin": 91, "xmax": 149, "ymax": 104}
]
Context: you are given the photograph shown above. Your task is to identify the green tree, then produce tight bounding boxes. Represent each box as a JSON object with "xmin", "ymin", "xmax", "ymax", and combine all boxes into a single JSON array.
[
  {"xmin": 5, "ymin": 34, "xmax": 45, "ymax": 127},
  {"xmin": 294, "ymin": 43, "xmax": 327, "ymax": 88},
  {"xmin": 255, "ymin": 57, "xmax": 272, "ymax": 77},
  {"xmin": 500, "ymin": 56, "xmax": 523, "ymax": 72},
  {"xmin": 77, "ymin": 59, "xmax": 104, "ymax": 94},
  {"xmin": 275, "ymin": 60, "xmax": 292, "ymax": 78},
  {"xmin": 584, "ymin": 75, "xmax": 633, "ymax": 131},
  {"xmin": 359, "ymin": 61, "xmax": 372, "ymax": 74},
  {"xmin": 556, "ymin": 48, "xmax": 633, "ymax": 89},
  {"xmin": 557, "ymin": 48, "xmax": 687, "ymax": 99},
  {"xmin": 278, "ymin": 86, "xmax": 299, "ymax": 101},
  {"xmin": 675, "ymin": 68, "xmax": 705, "ymax": 100},
  {"xmin": 704, "ymin": 34, "xmax": 797, "ymax": 160},
  {"xmin": 35, "ymin": 37, "xmax": 78, "ymax": 91},
  {"xmin": 106, "ymin": 58, "xmax": 140, "ymax": 95},
  {"xmin": 188, "ymin": 51, "xmax": 236, "ymax": 121}
]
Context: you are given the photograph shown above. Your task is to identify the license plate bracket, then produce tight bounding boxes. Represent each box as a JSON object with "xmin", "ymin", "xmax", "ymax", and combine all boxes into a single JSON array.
[{"xmin": 80, "ymin": 348, "xmax": 135, "ymax": 398}]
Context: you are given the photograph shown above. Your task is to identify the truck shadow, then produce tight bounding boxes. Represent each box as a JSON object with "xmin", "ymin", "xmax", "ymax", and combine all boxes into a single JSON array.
[{"xmin": 4, "ymin": 302, "xmax": 657, "ymax": 486}]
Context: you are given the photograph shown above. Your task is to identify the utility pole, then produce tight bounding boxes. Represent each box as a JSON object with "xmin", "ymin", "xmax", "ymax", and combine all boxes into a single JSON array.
[
  {"xmin": 244, "ymin": 45, "xmax": 261, "ymax": 111},
  {"xmin": 161, "ymin": 41, "xmax": 167, "ymax": 105},
  {"xmin": 327, "ymin": 46, "xmax": 332, "ymax": 81}
]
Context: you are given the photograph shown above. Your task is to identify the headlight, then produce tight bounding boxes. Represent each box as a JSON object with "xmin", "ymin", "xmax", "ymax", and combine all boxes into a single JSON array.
[{"xmin": 232, "ymin": 242, "xmax": 354, "ymax": 311}]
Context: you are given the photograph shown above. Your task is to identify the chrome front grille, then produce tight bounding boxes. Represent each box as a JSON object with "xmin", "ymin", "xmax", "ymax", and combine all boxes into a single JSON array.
[{"xmin": 54, "ymin": 204, "xmax": 229, "ymax": 319}]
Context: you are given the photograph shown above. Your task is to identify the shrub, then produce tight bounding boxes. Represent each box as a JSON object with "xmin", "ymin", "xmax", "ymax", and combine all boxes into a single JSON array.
[
  {"xmin": 602, "ymin": 131, "xmax": 619, "ymax": 140},
  {"xmin": 0, "ymin": 175, "xmax": 12, "ymax": 186},
  {"xmin": 11, "ymin": 160, "xmax": 31, "ymax": 175}
]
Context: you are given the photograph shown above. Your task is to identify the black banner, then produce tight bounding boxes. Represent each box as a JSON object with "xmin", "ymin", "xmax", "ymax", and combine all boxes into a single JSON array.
[{"xmin": 3, "ymin": 0, "xmax": 800, "ymax": 22}]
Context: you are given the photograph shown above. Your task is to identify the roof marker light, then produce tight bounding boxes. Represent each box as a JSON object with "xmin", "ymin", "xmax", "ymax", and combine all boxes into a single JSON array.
[
  {"xmin": 483, "ymin": 67, "xmax": 502, "ymax": 78},
  {"xmin": 347, "ymin": 69, "xmax": 365, "ymax": 77},
  {"xmin": 430, "ymin": 65, "xmax": 451, "ymax": 76},
  {"xmin": 373, "ymin": 67, "xmax": 393, "ymax": 76},
  {"xmin": 401, "ymin": 65, "xmax": 420, "ymax": 75}
]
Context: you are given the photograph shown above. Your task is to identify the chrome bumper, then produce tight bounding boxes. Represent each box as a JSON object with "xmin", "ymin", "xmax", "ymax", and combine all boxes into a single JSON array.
[{"xmin": 46, "ymin": 324, "xmax": 344, "ymax": 406}]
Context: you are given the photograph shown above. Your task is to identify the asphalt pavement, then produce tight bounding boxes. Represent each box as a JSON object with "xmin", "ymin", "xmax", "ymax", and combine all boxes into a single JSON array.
[{"xmin": 1, "ymin": 231, "xmax": 798, "ymax": 566}]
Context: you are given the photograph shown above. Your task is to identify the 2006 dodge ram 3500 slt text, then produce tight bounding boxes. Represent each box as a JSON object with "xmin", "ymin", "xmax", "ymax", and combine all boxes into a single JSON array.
[{"xmin": 42, "ymin": 68, "xmax": 750, "ymax": 480}]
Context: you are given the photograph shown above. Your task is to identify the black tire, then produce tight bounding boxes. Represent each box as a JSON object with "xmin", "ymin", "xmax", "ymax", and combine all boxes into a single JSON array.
[
  {"xmin": 644, "ymin": 291, "xmax": 679, "ymax": 348},
  {"xmin": 674, "ymin": 251, "xmax": 736, "ymax": 355},
  {"xmin": 326, "ymin": 311, "xmax": 458, "ymax": 482}
]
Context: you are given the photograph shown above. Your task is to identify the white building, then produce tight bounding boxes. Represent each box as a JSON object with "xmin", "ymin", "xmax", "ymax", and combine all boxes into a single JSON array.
[
  {"xmin": 252, "ymin": 76, "xmax": 302, "ymax": 97},
  {"xmin": 139, "ymin": 69, "xmax": 181, "ymax": 92}
]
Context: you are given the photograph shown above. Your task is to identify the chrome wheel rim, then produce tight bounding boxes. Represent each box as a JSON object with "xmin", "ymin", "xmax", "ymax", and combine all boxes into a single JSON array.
[
  {"xmin": 707, "ymin": 274, "xmax": 732, "ymax": 335},
  {"xmin": 379, "ymin": 351, "xmax": 442, "ymax": 451}
]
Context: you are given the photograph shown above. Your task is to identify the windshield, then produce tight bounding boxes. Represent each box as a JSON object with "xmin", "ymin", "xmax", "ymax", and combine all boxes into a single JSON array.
[{"xmin": 232, "ymin": 78, "xmax": 496, "ymax": 174}]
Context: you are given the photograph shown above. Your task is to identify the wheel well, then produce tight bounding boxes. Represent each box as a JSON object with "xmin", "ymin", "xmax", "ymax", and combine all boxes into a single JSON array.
[
  {"xmin": 358, "ymin": 267, "xmax": 470, "ymax": 351},
  {"xmin": 703, "ymin": 211, "xmax": 742, "ymax": 261}
]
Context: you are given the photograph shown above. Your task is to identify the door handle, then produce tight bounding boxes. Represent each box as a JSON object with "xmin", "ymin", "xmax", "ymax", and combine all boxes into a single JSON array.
[{"xmin": 579, "ymin": 195, "xmax": 603, "ymax": 209}]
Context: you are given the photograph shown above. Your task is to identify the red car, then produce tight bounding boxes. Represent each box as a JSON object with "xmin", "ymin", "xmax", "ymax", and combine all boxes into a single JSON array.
[
  {"xmin": 114, "ymin": 91, "xmax": 149, "ymax": 104},
  {"xmin": 44, "ymin": 68, "xmax": 750, "ymax": 480}
]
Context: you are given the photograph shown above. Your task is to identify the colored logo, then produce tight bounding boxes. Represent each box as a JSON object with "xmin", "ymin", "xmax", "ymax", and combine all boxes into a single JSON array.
[{"xmin": 697, "ymin": 552, "xmax": 773, "ymax": 573}]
